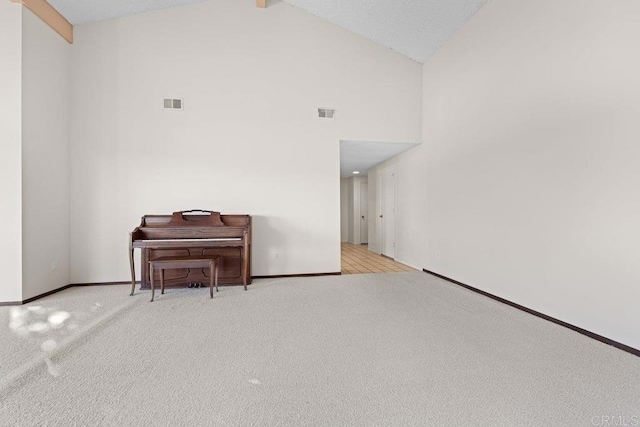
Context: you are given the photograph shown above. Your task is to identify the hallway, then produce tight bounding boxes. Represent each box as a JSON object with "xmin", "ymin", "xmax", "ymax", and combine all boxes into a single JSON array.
[{"xmin": 341, "ymin": 243, "xmax": 416, "ymax": 275}]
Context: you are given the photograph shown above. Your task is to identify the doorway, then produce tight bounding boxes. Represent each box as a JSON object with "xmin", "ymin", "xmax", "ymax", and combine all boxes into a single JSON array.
[
  {"xmin": 339, "ymin": 140, "xmax": 419, "ymax": 275},
  {"xmin": 360, "ymin": 182, "xmax": 368, "ymax": 244}
]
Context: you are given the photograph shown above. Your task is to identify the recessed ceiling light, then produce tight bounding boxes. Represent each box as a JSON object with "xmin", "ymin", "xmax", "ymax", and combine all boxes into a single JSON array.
[{"xmin": 353, "ymin": 171, "xmax": 360, "ymax": 174}]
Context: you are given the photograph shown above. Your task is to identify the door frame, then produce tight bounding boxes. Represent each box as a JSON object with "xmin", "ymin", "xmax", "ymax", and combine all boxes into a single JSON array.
[
  {"xmin": 360, "ymin": 181, "xmax": 368, "ymax": 244},
  {"xmin": 378, "ymin": 165, "xmax": 396, "ymax": 258}
]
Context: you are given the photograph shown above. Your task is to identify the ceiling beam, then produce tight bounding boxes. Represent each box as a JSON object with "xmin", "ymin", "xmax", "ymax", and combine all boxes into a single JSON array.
[
  {"xmin": 256, "ymin": 0, "xmax": 266, "ymax": 8},
  {"xmin": 10, "ymin": 0, "xmax": 73, "ymax": 44}
]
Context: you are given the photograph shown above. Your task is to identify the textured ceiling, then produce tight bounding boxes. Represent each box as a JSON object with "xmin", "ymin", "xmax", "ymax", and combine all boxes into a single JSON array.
[
  {"xmin": 48, "ymin": 0, "xmax": 210, "ymax": 25},
  {"xmin": 47, "ymin": 0, "xmax": 487, "ymax": 63},
  {"xmin": 340, "ymin": 141, "xmax": 419, "ymax": 178},
  {"xmin": 282, "ymin": 0, "xmax": 487, "ymax": 63}
]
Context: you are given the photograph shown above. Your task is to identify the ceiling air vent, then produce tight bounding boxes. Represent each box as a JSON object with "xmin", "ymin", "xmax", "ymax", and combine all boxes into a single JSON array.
[
  {"xmin": 163, "ymin": 98, "xmax": 183, "ymax": 110},
  {"xmin": 318, "ymin": 108, "xmax": 335, "ymax": 119}
]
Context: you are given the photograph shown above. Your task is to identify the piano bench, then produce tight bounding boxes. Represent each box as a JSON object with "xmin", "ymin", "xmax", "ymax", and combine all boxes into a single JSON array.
[{"xmin": 148, "ymin": 256, "xmax": 220, "ymax": 302}]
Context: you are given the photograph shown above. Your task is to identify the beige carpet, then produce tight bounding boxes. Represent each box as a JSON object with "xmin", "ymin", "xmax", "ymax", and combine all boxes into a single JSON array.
[{"xmin": 1, "ymin": 272, "xmax": 638, "ymax": 426}]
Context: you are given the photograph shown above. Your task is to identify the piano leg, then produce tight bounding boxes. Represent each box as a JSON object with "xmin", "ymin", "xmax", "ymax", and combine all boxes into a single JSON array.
[
  {"xmin": 210, "ymin": 262, "xmax": 214, "ymax": 299},
  {"xmin": 243, "ymin": 231, "xmax": 249, "ymax": 291},
  {"xmin": 150, "ymin": 265, "xmax": 155, "ymax": 302},
  {"xmin": 129, "ymin": 246, "xmax": 136, "ymax": 296}
]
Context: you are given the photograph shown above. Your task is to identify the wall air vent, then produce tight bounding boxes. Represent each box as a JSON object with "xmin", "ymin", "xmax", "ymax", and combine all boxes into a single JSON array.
[
  {"xmin": 318, "ymin": 108, "xmax": 335, "ymax": 119},
  {"xmin": 163, "ymin": 98, "xmax": 183, "ymax": 110}
]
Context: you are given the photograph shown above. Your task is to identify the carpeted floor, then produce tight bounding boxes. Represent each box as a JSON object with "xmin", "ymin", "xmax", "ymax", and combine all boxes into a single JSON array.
[{"xmin": 1, "ymin": 272, "xmax": 638, "ymax": 426}]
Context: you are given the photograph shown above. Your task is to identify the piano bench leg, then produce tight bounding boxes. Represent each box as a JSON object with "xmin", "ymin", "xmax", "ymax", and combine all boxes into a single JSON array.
[{"xmin": 129, "ymin": 247, "xmax": 136, "ymax": 296}]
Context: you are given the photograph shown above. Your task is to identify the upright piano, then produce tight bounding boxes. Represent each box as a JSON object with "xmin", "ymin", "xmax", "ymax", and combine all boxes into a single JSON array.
[{"xmin": 129, "ymin": 210, "xmax": 251, "ymax": 293}]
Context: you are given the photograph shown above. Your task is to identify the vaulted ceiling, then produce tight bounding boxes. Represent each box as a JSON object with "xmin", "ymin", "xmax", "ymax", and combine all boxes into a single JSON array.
[
  {"xmin": 46, "ymin": 0, "xmax": 487, "ymax": 63},
  {"xmin": 47, "ymin": 0, "xmax": 210, "ymax": 26},
  {"xmin": 282, "ymin": 0, "xmax": 486, "ymax": 63}
]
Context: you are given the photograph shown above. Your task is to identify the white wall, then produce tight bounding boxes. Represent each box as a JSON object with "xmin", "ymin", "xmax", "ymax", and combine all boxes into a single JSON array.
[
  {"xmin": 367, "ymin": 170, "xmax": 379, "ymax": 253},
  {"xmin": 21, "ymin": 9, "xmax": 71, "ymax": 300},
  {"xmin": 340, "ymin": 179, "xmax": 349, "ymax": 242},
  {"xmin": 342, "ymin": 176, "xmax": 367, "ymax": 244},
  {"xmin": 391, "ymin": 0, "xmax": 640, "ymax": 349},
  {"xmin": 367, "ymin": 157, "xmax": 395, "ymax": 256},
  {"xmin": 0, "ymin": 1, "xmax": 23, "ymax": 302},
  {"xmin": 69, "ymin": 0, "xmax": 422, "ymax": 282},
  {"xmin": 346, "ymin": 179, "xmax": 354, "ymax": 244}
]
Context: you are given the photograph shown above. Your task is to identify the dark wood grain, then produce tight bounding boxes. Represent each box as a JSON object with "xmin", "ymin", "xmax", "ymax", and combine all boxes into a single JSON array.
[
  {"xmin": 149, "ymin": 256, "xmax": 220, "ymax": 302},
  {"xmin": 130, "ymin": 210, "xmax": 251, "ymax": 293}
]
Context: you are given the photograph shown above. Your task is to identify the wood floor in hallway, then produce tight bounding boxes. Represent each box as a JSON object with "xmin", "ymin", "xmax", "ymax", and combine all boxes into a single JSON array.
[{"xmin": 341, "ymin": 242, "xmax": 416, "ymax": 275}]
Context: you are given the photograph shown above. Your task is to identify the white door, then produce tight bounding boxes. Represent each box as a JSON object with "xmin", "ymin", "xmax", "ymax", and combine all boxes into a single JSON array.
[
  {"xmin": 360, "ymin": 182, "xmax": 368, "ymax": 244},
  {"xmin": 380, "ymin": 166, "xmax": 396, "ymax": 258}
]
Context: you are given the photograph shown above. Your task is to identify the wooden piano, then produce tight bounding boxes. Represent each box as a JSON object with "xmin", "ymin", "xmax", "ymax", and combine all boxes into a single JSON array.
[{"xmin": 129, "ymin": 210, "xmax": 251, "ymax": 294}]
